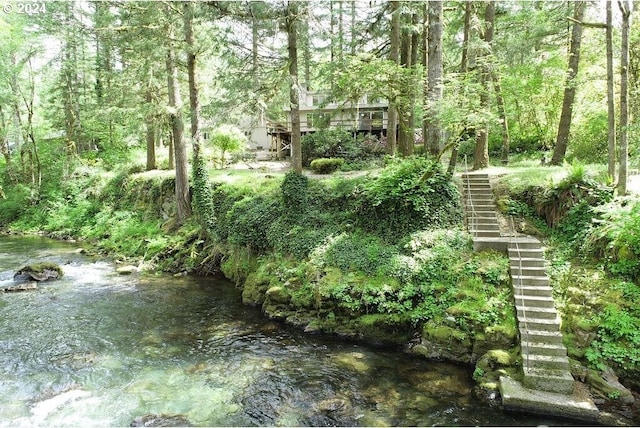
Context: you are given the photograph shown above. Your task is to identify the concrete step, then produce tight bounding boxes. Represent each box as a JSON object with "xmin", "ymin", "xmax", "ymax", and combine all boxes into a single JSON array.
[
  {"xmin": 464, "ymin": 185, "xmax": 492, "ymax": 191},
  {"xmin": 468, "ymin": 211, "xmax": 498, "ymax": 218},
  {"xmin": 519, "ymin": 329, "xmax": 564, "ymax": 345},
  {"xmin": 471, "ymin": 230, "xmax": 502, "ymax": 238},
  {"xmin": 461, "ymin": 179, "xmax": 490, "ymax": 185},
  {"xmin": 510, "ymin": 257, "xmax": 546, "ymax": 268},
  {"xmin": 508, "ymin": 248, "xmax": 544, "ymax": 258},
  {"xmin": 470, "ymin": 216, "xmax": 500, "ymax": 224},
  {"xmin": 523, "ymin": 354, "xmax": 570, "ymax": 372},
  {"xmin": 461, "ymin": 173, "xmax": 489, "ymax": 178},
  {"xmin": 513, "ymin": 294, "xmax": 556, "ymax": 308},
  {"xmin": 464, "ymin": 195, "xmax": 495, "ymax": 202},
  {"xmin": 511, "ymin": 275, "xmax": 550, "ymax": 286},
  {"xmin": 521, "ymin": 341, "xmax": 568, "ymax": 357},
  {"xmin": 469, "ymin": 222, "xmax": 500, "ymax": 231},
  {"xmin": 521, "ymin": 368, "xmax": 576, "ymax": 395},
  {"xmin": 463, "ymin": 189, "xmax": 493, "ymax": 195},
  {"xmin": 500, "ymin": 376, "xmax": 598, "ymax": 422},
  {"xmin": 517, "ymin": 306, "xmax": 558, "ymax": 320},
  {"xmin": 465, "ymin": 204, "xmax": 497, "ymax": 212},
  {"xmin": 514, "ymin": 285, "xmax": 553, "ymax": 297},
  {"xmin": 518, "ymin": 317, "xmax": 561, "ymax": 332},
  {"xmin": 510, "ymin": 266, "xmax": 547, "ymax": 276},
  {"xmin": 508, "ymin": 240, "xmax": 542, "ymax": 250}
]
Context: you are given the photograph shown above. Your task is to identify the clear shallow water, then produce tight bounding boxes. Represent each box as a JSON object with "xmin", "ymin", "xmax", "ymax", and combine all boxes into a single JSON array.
[{"xmin": 0, "ymin": 235, "xmax": 573, "ymax": 426}]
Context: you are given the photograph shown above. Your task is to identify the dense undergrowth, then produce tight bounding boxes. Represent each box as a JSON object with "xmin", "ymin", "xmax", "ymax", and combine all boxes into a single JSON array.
[{"xmin": 495, "ymin": 162, "xmax": 640, "ymax": 392}]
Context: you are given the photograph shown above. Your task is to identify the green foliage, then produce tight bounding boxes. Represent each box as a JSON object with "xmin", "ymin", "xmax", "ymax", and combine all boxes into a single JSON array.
[
  {"xmin": 568, "ymin": 111, "xmax": 608, "ymax": 163},
  {"xmin": 310, "ymin": 232, "xmax": 396, "ymax": 276},
  {"xmin": 584, "ymin": 200, "xmax": 640, "ymax": 281},
  {"xmin": 192, "ymin": 152, "xmax": 215, "ymax": 232},
  {"xmin": 585, "ymin": 305, "xmax": 640, "ymax": 372},
  {"xmin": 281, "ymin": 171, "xmax": 308, "ymax": 214},
  {"xmin": 0, "ymin": 183, "xmax": 33, "ymax": 224},
  {"xmin": 309, "ymin": 158, "xmax": 345, "ymax": 174},
  {"xmin": 529, "ymin": 162, "xmax": 612, "ymax": 228},
  {"xmin": 208, "ymin": 124, "xmax": 247, "ymax": 168},
  {"xmin": 357, "ymin": 157, "xmax": 463, "ymax": 239},
  {"xmin": 225, "ymin": 194, "xmax": 282, "ymax": 253},
  {"xmin": 301, "ymin": 128, "xmax": 359, "ymax": 166}
]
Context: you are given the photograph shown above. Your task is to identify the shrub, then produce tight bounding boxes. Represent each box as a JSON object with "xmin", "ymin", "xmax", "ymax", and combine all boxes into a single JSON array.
[
  {"xmin": 535, "ymin": 162, "xmax": 613, "ymax": 228},
  {"xmin": 310, "ymin": 158, "xmax": 345, "ymax": 174},
  {"xmin": 301, "ymin": 128, "xmax": 359, "ymax": 166},
  {"xmin": 357, "ymin": 157, "xmax": 463, "ymax": 239},
  {"xmin": 281, "ymin": 171, "xmax": 309, "ymax": 214},
  {"xmin": 225, "ymin": 195, "xmax": 283, "ymax": 253},
  {"xmin": 208, "ymin": 124, "xmax": 247, "ymax": 168},
  {"xmin": 0, "ymin": 183, "xmax": 33, "ymax": 224},
  {"xmin": 584, "ymin": 200, "xmax": 640, "ymax": 281}
]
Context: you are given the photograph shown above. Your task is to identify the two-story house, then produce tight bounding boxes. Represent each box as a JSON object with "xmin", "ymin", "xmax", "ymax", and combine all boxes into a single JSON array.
[{"xmin": 267, "ymin": 87, "xmax": 389, "ymax": 157}]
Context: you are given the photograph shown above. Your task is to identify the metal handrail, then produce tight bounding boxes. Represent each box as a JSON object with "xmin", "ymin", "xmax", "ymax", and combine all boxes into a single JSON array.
[
  {"xmin": 463, "ymin": 156, "xmax": 479, "ymax": 237},
  {"xmin": 510, "ymin": 215, "xmax": 530, "ymax": 371}
]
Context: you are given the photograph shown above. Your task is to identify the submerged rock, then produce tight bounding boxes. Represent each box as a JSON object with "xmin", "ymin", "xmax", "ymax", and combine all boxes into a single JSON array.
[
  {"xmin": 2, "ymin": 281, "xmax": 38, "ymax": 292},
  {"xmin": 129, "ymin": 414, "xmax": 192, "ymax": 427},
  {"xmin": 14, "ymin": 262, "xmax": 63, "ymax": 282},
  {"xmin": 116, "ymin": 265, "xmax": 138, "ymax": 275}
]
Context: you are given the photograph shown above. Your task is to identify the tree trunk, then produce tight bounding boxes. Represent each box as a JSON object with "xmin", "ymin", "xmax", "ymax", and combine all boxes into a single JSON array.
[
  {"xmin": 449, "ymin": 1, "xmax": 473, "ymax": 173},
  {"xmin": 473, "ymin": 1, "xmax": 494, "ymax": 170},
  {"xmin": 607, "ymin": 0, "xmax": 616, "ymax": 178},
  {"xmin": 492, "ymin": 72, "xmax": 510, "ymax": 165},
  {"xmin": 425, "ymin": 0, "xmax": 443, "ymax": 157},
  {"xmin": 184, "ymin": 2, "xmax": 201, "ymax": 148},
  {"xmin": 287, "ymin": 1, "xmax": 302, "ymax": 173},
  {"xmin": 387, "ymin": 0, "xmax": 401, "ymax": 156},
  {"xmin": 550, "ymin": 1, "xmax": 586, "ymax": 165},
  {"xmin": 251, "ymin": 4, "xmax": 259, "ymax": 89},
  {"xmin": 398, "ymin": 8, "xmax": 413, "ymax": 156},
  {"xmin": 165, "ymin": 20, "xmax": 191, "ymax": 225},
  {"xmin": 145, "ymin": 88, "xmax": 156, "ymax": 171},
  {"xmin": 617, "ymin": 0, "xmax": 631, "ymax": 195}
]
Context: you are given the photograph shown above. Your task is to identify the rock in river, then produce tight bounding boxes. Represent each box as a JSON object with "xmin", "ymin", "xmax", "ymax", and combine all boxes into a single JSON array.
[
  {"xmin": 130, "ymin": 414, "xmax": 192, "ymax": 427},
  {"xmin": 13, "ymin": 262, "xmax": 63, "ymax": 282},
  {"xmin": 2, "ymin": 281, "xmax": 38, "ymax": 292}
]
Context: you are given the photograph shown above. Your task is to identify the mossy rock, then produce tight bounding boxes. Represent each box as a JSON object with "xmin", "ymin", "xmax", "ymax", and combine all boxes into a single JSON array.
[
  {"xmin": 586, "ymin": 367, "xmax": 636, "ymax": 405},
  {"xmin": 417, "ymin": 324, "xmax": 473, "ymax": 363},
  {"xmin": 265, "ymin": 286, "xmax": 291, "ymax": 305},
  {"xmin": 14, "ymin": 262, "xmax": 63, "ymax": 282},
  {"xmin": 476, "ymin": 349, "xmax": 518, "ymax": 372},
  {"xmin": 241, "ymin": 271, "xmax": 272, "ymax": 306},
  {"xmin": 349, "ymin": 314, "xmax": 413, "ymax": 346}
]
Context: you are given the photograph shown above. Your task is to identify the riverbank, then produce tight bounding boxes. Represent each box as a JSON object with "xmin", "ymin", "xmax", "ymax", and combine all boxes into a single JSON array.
[{"xmin": 2, "ymin": 158, "xmax": 639, "ymax": 424}]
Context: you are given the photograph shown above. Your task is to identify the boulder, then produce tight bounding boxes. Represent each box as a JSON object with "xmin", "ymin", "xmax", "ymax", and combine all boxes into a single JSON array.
[
  {"xmin": 116, "ymin": 265, "xmax": 138, "ymax": 275},
  {"xmin": 130, "ymin": 414, "xmax": 192, "ymax": 427},
  {"xmin": 14, "ymin": 262, "xmax": 63, "ymax": 282},
  {"xmin": 587, "ymin": 367, "xmax": 635, "ymax": 405},
  {"xmin": 265, "ymin": 286, "xmax": 291, "ymax": 305}
]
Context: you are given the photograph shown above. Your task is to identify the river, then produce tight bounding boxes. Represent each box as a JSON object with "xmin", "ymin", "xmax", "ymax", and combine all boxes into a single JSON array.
[{"xmin": 0, "ymin": 235, "xmax": 575, "ymax": 426}]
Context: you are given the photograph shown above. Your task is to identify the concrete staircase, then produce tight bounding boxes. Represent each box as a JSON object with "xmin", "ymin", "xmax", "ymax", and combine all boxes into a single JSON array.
[
  {"xmin": 459, "ymin": 172, "xmax": 599, "ymax": 422},
  {"xmin": 461, "ymin": 173, "xmax": 501, "ymax": 239},
  {"xmin": 508, "ymin": 238, "xmax": 574, "ymax": 394}
]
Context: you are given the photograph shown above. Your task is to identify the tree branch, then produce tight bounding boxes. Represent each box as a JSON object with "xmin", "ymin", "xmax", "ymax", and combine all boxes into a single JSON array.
[{"xmin": 567, "ymin": 17, "xmax": 607, "ymax": 29}]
